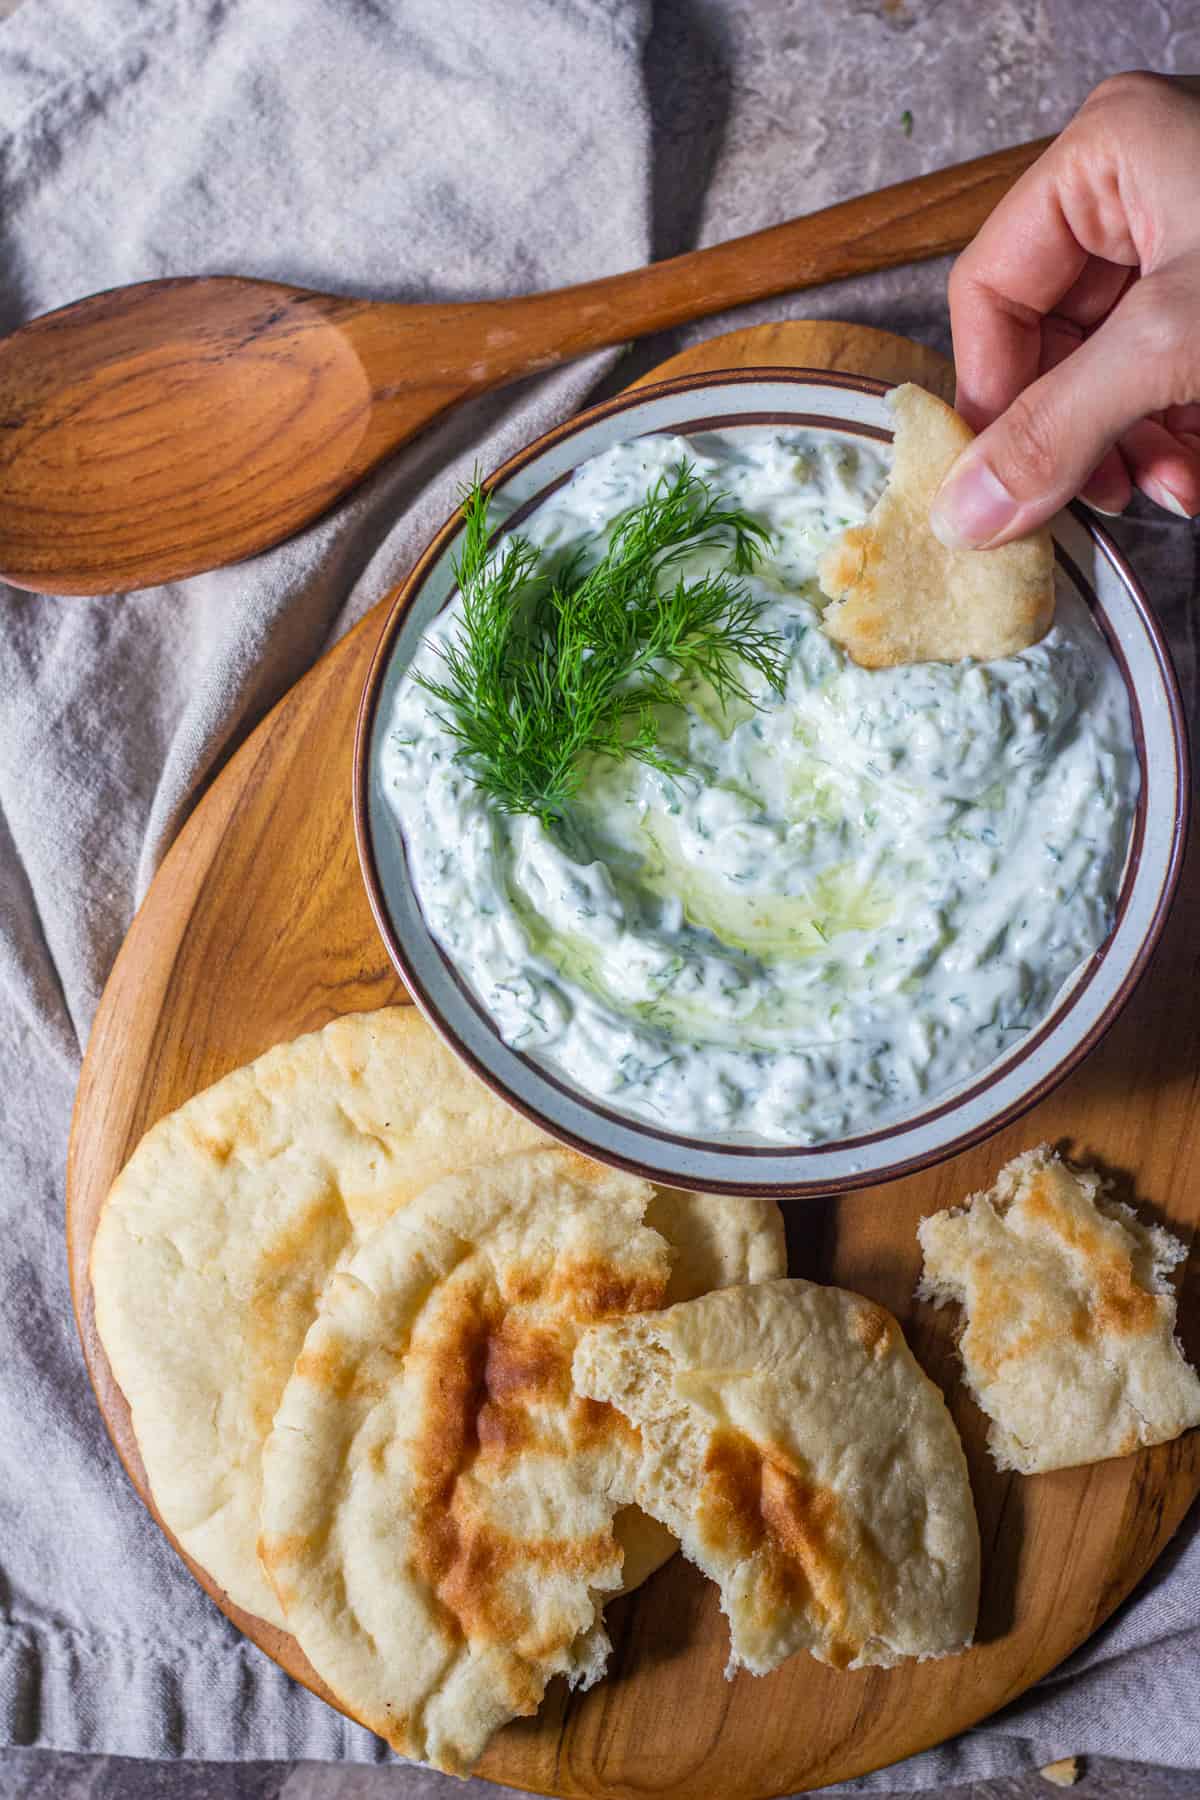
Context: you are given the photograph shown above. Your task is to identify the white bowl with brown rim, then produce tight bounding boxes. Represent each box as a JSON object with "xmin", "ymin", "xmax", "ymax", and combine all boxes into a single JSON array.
[{"xmin": 354, "ymin": 370, "xmax": 1188, "ymax": 1197}]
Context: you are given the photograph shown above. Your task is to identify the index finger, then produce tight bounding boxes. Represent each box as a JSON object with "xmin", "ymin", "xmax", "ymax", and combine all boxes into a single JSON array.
[{"xmin": 948, "ymin": 120, "xmax": 1138, "ymax": 429}]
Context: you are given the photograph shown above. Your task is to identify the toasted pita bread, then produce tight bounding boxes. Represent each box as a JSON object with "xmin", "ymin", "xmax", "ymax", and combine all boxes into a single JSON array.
[
  {"xmin": 573, "ymin": 1278, "xmax": 980, "ymax": 1677},
  {"xmin": 91, "ymin": 1007, "xmax": 784, "ymax": 1626},
  {"xmin": 917, "ymin": 1146, "xmax": 1200, "ymax": 1473},
  {"xmin": 259, "ymin": 1148, "xmax": 674, "ymax": 1773},
  {"xmin": 818, "ymin": 383, "xmax": 1055, "ymax": 667}
]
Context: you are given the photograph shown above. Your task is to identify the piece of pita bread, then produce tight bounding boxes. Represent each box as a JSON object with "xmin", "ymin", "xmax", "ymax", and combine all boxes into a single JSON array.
[
  {"xmin": 91, "ymin": 1007, "xmax": 784, "ymax": 1626},
  {"xmin": 573, "ymin": 1278, "xmax": 980, "ymax": 1677},
  {"xmin": 259, "ymin": 1147, "xmax": 675, "ymax": 1773},
  {"xmin": 818, "ymin": 382, "xmax": 1055, "ymax": 667},
  {"xmin": 917, "ymin": 1145, "xmax": 1200, "ymax": 1474}
]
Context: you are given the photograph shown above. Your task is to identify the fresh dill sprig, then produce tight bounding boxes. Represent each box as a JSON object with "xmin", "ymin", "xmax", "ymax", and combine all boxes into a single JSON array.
[{"xmin": 415, "ymin": 461, "xmax": 788, "ymax": 824}]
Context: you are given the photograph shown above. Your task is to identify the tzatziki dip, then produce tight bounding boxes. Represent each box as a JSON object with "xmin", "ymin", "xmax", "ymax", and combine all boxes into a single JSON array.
[{"xmin": 380, "ymin": 430, "xmax": 1138, "ymax": 1145}]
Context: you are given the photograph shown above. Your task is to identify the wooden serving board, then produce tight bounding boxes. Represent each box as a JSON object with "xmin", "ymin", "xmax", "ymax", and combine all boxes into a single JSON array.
[{"xmin": 68, "ymin": 321, "xmax": 1200, "ymax": 1798}]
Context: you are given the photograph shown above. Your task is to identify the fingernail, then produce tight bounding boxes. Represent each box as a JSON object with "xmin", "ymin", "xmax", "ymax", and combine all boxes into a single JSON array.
[
  {"xmin": 930, "ymin": 454, "xmax": 1019, "ymax": 549},
  {"xmin": 1079, "ymin": 494, "xmax": 1127, "ymax": 520},
  {"xmin": 1139, "ymin": 477, "xmax": 1193, "ymax": 520}
]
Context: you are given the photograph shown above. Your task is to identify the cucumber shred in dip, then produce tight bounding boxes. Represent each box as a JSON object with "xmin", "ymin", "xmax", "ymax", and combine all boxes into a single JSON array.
[{"xmin": 381, "ymin": 430, "xmax": 1138, "ymax": 1145}]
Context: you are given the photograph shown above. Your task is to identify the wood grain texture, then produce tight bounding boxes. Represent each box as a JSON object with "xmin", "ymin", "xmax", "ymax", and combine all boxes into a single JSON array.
[
  {"xmin": 0, "ymin": 139, "xmax": 1049, "ymax": 594},
  {"xmin": 67, "ymin": 322, "xmax": 1200, "ymax": 1799}
]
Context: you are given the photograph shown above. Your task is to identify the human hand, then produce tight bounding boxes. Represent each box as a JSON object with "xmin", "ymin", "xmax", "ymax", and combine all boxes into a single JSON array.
[{"xmin": 930, "ymin": 71, "xmax": 1200, "ymax": 550}]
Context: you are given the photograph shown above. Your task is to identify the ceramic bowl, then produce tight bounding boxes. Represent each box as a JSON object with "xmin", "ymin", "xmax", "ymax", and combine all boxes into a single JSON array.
[{"xmin": 354, "ymin": 370, "xmax": 1189, "ymax": 1197}]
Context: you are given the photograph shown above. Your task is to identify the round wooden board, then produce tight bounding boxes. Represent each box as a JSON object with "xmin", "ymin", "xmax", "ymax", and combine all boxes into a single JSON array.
[{"xmin": 68, "ymin": 321, "xmax": 1200, "ymax": 1798}]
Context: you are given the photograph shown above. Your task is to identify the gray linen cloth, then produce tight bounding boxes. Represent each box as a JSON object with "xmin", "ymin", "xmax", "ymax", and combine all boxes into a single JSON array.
[{"xmin": 0, "ymin": 0, "xmax": 1198, "ymax": 1787}]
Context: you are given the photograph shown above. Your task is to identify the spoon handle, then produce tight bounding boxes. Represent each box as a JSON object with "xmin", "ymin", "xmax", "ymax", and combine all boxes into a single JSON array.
[
  {"xmin": 355, "ymin": 136, "xmax": 1053, "ymax": 391},
  {"xmin": 536, "ymin": 137, "xmax": 1049, "ymax": 339}
]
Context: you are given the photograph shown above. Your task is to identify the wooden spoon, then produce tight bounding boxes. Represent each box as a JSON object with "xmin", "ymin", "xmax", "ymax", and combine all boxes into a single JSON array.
[{"xmin": 0, "ymin": 137, "xmax": 1049, "ymax": 595}]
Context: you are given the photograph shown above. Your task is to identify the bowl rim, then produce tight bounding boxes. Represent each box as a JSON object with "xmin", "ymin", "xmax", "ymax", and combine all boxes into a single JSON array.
[{"xmin": 353, "ymin": 366, "xmax": 1191, "ymax": 1197}]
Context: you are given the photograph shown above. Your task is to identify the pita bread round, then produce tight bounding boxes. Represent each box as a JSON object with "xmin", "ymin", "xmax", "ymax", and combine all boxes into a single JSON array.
[
  {"xmin": 573, "ymin": 1278, "xmax": 980, "ymax": 1677},
  {"xmin": 818, "ymin": 382, "xmax": 1055, "ymax": 667},
  {"xmin": 91, "ymin": 1007, "xmax": 784, "ymax": 1626},
  {"xmin": 259, "ymin": 1147, "xmax": 674, "ymax": 1773},
  {"xmin": 917, "ymin": 1145, "xmax": 1200, "ymax": 1473}
]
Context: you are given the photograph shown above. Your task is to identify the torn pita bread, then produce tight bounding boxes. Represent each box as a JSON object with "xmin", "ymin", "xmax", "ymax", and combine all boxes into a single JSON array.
[
  {"xmin": 573, "ymin": 1278, "xmax": 980, "ymax": 1677},
  {"xmin": 91, "ymin": 1007, "xmax": 784, "ymax": 1627},
  {"xmin": 818, "ymin": 382, "xmax": 1055, "ymax": 667},
  {"xmin": 259, "ymin": 1148, "xmax": 676, "ymax": 1773},
  {"xmin": 917, "ymin": 1145, "xmax": 1200, "ymax": 1474}
]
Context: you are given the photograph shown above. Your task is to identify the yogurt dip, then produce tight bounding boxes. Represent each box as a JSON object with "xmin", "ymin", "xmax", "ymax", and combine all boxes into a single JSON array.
[{"xmin": 380, "ymin": 430, "xmax": 1138, "ymax": 1145}]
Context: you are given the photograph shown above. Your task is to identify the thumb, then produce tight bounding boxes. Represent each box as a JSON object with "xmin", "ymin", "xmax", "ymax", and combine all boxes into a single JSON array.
[{"xmin": 930, "ymin": 265, "xmax": 1200, "ymax": 548}]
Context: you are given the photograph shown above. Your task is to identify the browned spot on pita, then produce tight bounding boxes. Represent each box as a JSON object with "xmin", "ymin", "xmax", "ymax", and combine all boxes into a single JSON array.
[
  {"xmin": 179, "ymin": 1094, "xmax": 259, "ymax": 1166},
  {"xmin": 407, "ymin": 1279, "xmax": 498, "ymax": 1644},
  {"xmin": 349, "ymin": 1359, "xmax": 390, "ymax": 1408},
  {"xmin": 500, "ymin": 1262, "xmax": 549, "ymax": 1306},
  {"xmin": 244, "ymin": 1187, "xmax": 351, "ymax": 1432},
  {"xmin": 963, "ymin": 1244, "xmax": 1092, "ymax": 1378},
  {"xmin": 1094, "ymin": 1265, "xmax": 1159, "ymax": 1338},
  {"xmin": 291, "ymin": 1336, "xmax": 357, "ymax": 1399},
  {"xmin": 1021, "ymin": 1169, "xmax": 1158, "ymax": 1338},
  {"xmin": 424, "ymin": 1496, "xmax": 618, "ymax": 1654},
  {"xmin": 955, "ymin": 1239, "xmax": 1052, "ymax": 1380},
  {"xmin": 410, "ymin": 1278, "xmax": 495, "ymax": 1496},
  {"xmin": 477, "ymin": 1317, "xmax": 573, "ymax": 1458},
  {"xmin": 431, "ymin": 1507, "xmax": 521, "ymax": 1645},
  {"xmin": 405, "ymin": 1269, "xmax": 641, "ymax": 1652},
  {"xmin": 484, "ymin": 1318, "xmax": 572, "ymax": 1407},
  {"xmin": 696, "ymin": 1428, "xmax": 867, "ymax": 1667},
  {"xmin": 554, "ymin": 1147, "xmax": 612, "ymax": 1186},
  {"xmin": 697, "ymin": 1428, "xmax": 765, "ymax": 1562},
  {"xmin": 258, "ymin": 1527, "xmax": 324, "ymax": 1583},
  {"xmin": 850, "ymin": 1301, "xmax": 896, "ymax": 1359},
  {"xmin": 194, "ymin": 1131, "xmax": 234, "ymax": 1165},
  {"xmin": 569, "ymin": 1393, "xmax": 639, "ymax": 1453},
  {"xmin": 551, "ymin": 1255, "xmax": 669, "ymax": 1322},
  {"xmin": 475, "ymin": 1402, "xmax": 534, "ymax": 1458}
]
